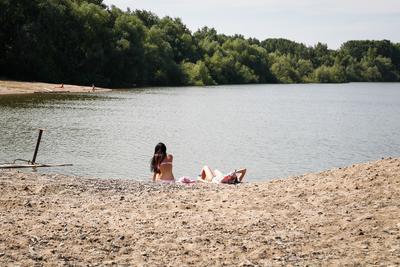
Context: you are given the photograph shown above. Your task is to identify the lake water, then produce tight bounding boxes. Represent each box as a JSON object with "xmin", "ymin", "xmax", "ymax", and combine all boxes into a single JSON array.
[{"xmin": 0, "ymin": 83, "xmax": 399, "ymax": 181}]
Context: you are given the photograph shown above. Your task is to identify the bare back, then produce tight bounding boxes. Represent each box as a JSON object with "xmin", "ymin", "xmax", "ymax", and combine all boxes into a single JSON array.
[{"xmin": 155, "ymin": 154, "xmax": 174, "ymax": 181}]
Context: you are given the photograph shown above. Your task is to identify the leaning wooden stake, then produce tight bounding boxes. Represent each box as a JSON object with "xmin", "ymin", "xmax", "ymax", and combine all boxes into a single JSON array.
[
  {"xmin": 0, "ymin": 129, "xmax": 73, "ymax": 169},
  {"xmin": 31, "ymin": 129, "xmax": 44, "ymax": 164}
]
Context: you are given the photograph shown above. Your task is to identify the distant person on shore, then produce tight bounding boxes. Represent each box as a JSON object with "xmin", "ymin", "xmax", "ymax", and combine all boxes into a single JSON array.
[
  {"xmin": 91, "ymin": 84, "xmax": 95, "ymax": 92},
  {"xmin": 198, "ymin": 166, "xmax": 246, "ymax": 184},
  {"xmin": 150, "ymin": 143, "xmax": 175, "ymax": 183}
]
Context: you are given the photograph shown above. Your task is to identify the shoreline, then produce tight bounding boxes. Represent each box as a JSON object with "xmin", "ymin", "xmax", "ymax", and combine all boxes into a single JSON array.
[
  {"xmin": 1, "ymin": 80, "xmax": 398, "ymax": 96},
  {"xmin": 0, "ymin": 158, "xmax": 399, "ymax": 265},
  {"xmin": 0, "ymin": 80, "xmax": 112, "ymax": 95}
]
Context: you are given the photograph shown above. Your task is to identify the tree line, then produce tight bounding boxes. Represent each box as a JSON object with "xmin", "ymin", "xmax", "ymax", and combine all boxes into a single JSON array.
[{"xmin": 1, "ymin": 0, "xmax": 399, "ymax": 88}]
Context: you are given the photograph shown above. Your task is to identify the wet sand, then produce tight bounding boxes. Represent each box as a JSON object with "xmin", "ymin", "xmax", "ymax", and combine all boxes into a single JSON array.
[
  {"xmin": 0, "ymin": 158, "xmax": 399, "ymax": 266},
  {"xmin": 0, "ymin": 80, "xmax": 111, "ymax": 95}
]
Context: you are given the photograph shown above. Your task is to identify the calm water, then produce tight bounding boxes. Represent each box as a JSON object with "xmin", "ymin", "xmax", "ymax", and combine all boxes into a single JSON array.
[{"xmin": 0, "ymin": 83, "xmax": 399, "ymax": 181}]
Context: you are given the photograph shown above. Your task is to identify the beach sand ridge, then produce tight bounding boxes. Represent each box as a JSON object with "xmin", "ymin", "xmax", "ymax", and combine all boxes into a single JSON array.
[{"xmin": 0, "ymin": 158, "xmax": 399, "ymax": 266}]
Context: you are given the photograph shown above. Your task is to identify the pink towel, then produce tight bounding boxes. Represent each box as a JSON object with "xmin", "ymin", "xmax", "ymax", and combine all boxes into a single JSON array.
[{"xmin": 178, "ymin": 176, "xmax": 197, "ymax": 184}]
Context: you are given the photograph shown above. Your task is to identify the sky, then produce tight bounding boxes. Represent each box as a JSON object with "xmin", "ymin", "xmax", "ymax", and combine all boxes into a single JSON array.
[{"xmin": 103, "ymin": 0, "xmax": 400, "ymax": 49}]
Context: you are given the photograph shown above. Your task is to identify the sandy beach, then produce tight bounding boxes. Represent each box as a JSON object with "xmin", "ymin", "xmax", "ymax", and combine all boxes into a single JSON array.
[
  {"xmin": 0, "ymin": 158, "xmax": 399, "ymax": 266},
  {"xmin": 0, "ymin": 80, "xmax": 112, "ymax": 95}
]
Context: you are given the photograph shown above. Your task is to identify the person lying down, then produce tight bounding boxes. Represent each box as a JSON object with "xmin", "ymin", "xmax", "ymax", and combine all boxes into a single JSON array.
[
  {"xmin": 197, "ymin": 166, "xmax": 247, "ymax": 184},
  {"xmin": 150, "ymin": 142, "xmax": 247, "ymax": 184}
]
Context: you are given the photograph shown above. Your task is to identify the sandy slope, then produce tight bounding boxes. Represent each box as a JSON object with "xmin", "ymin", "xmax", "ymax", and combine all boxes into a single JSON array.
[
  {"xmin": 0, "ymin": 80, "xmax": 111, "ymax": 95},
  {"xmin": 0, "ymin": 158, "xmax": 399, "ymax": 266}
]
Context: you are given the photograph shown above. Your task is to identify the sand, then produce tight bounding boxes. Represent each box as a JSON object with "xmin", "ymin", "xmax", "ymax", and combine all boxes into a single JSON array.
[
  {"xmin": 0, "ymin": 80, "xmax": 112, "ymax": 95},
  {"xmin": 0, "ymin": 158, "xmax": 399, "ymax": 266}
]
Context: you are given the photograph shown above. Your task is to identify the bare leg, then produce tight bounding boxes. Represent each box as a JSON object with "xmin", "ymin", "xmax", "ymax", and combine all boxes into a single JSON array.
[
  {"xmin": 200, "ymin": 166, "xmax": 215, "ymax": 182},
  {"xmin": 235, "ymin": 168, "xmax": 247, "ymax": 182}
]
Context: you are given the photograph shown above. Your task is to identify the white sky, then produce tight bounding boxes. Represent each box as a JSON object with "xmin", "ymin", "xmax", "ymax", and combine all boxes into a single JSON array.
[{"xmin": 103, "ymin": 0, "xmax": 400, "ymax": 49}]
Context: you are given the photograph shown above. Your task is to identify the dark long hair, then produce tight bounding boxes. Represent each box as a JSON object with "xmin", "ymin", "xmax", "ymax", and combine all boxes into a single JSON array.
[{"xmin": 150, "ymin": 142, "xmax": 167, "ymax": 174}]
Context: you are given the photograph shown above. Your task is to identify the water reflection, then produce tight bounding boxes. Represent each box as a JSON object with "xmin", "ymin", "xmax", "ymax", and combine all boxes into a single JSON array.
[{"xmin": 0, "ymin": 93, "xmax": 107, "ymax": 108}]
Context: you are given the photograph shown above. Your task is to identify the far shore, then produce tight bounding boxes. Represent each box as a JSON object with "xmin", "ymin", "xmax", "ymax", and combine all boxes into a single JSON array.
[
  {"xmin": 0, "ymin": 157, "xmax": 399, "ymax": 265},
  {"xmin": 0, "ymin": 80, "xmax": 112, "ymax": 95}
]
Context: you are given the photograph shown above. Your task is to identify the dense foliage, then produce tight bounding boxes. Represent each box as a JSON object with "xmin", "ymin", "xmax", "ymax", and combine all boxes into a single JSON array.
[{"xmin": 1, "ymin": 0, "xmax": 399, "ymax": 87}]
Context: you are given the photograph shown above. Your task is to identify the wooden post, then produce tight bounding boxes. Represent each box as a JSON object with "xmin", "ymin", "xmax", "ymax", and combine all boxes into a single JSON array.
[{"xmin": 31, "ymin": 129, "xmax": 44, "ymax": 164}]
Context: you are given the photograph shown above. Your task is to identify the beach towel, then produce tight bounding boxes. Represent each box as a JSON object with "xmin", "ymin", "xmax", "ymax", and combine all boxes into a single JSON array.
[{"xmin": 178, "ymin": 176, "xmax": 197, "ymax": 184}]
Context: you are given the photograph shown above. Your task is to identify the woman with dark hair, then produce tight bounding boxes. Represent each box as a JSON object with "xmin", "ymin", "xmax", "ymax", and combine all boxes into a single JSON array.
[{"xmin": 150, "ymin": 142, "xmax": 175, "ymax": 182}]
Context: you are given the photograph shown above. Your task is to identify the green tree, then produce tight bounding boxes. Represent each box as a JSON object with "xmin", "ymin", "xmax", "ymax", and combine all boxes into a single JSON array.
[
  {"xmin": 0, "ymin": 0, "xmax": 399, "ymax": 87},
  {"xmin": 143, "ymin": 27, "xmax": 182, "ymax": 85},
  {"xmin": 310, "ymin": 42, "xmax": 335, "ymax": 67},
  {"xmin": 359, "ymin": 48, "xmax": 399, "ymax": 82},
  {"xmin": 181, "ymin": 60, "xmax": 215, "ymax": 86},
  {"xmin": 112, "ymin": 12, "xmax": 146, "ymax": 86},
  {"xmin": 133, "ymin": 10, "xmax": 160, "ymax": 28},
  {"xmin": 270, "ymin": 54, "xmax": 299, "ymax": 83},
  {"xmin": 261, "ymin": 38, "xmax": 311, "ymax": 59},
  {"xmin": 312, "ymin": 65, "xmax": 346, "ymax": 83},
  {"xmin": 157, "ymin": 17, "xmax": 198, "ymax": 63},
  {"xmin": 297, "ymin": 59, "xmax": 314, "ymax": 81}
]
